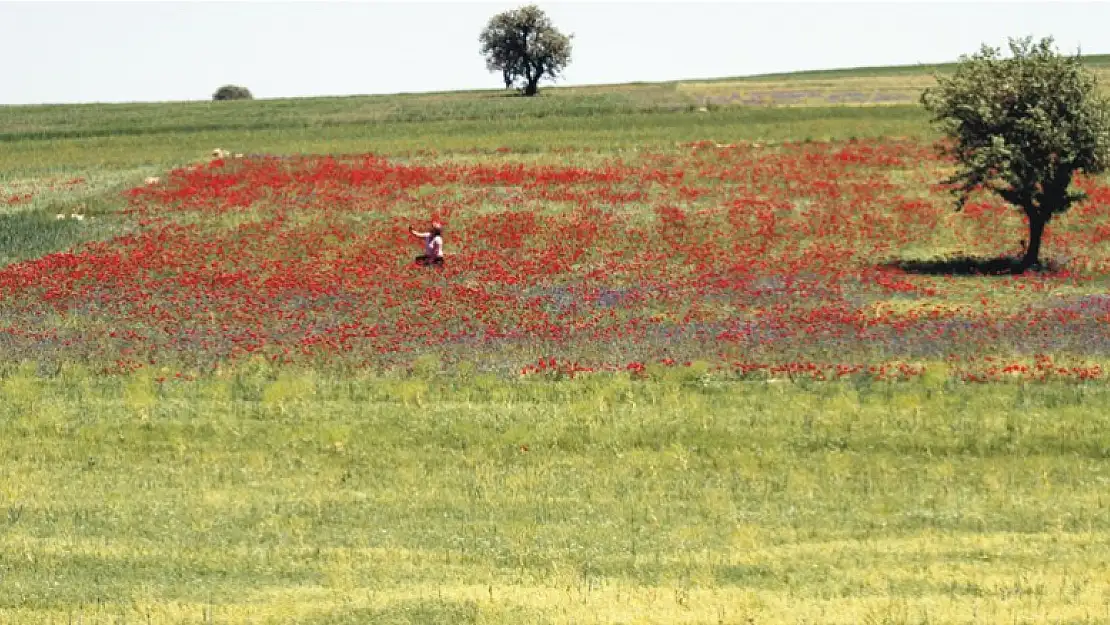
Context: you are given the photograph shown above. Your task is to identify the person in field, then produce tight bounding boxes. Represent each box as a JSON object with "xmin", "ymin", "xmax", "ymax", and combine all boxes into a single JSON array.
[{"xmin": 409, "ymin": 221, "xmax": 445, "ymax": 266}]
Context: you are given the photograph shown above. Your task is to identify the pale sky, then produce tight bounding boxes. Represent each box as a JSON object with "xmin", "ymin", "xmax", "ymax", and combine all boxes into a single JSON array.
[{"xmin": 1, "ymin": 1, "xmax": 1108, "ymax": 105}]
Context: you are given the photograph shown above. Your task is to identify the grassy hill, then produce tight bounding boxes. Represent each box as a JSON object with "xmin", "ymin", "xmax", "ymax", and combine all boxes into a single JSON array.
[{"xmin": 4, "ymin": 53, "xmax": 1110, "ymax": 173}]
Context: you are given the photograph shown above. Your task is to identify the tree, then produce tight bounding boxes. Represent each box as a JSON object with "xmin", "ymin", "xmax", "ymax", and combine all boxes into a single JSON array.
[
  {"xmin": 920, "ymin": 36, "xmax": 1110, "ymax": 272},
  {"xmin": 213, "ymin": 85, "xmax": 253, "ymax": 101},
  {"xmin": 479, "ymin": 4, "xmax": 572, "ymax": 97}
]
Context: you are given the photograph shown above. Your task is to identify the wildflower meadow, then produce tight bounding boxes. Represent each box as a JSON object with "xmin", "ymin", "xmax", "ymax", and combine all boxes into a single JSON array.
[{"xmin": 6, "ymin": 139, "xmax": 1110, "ymax": 382}]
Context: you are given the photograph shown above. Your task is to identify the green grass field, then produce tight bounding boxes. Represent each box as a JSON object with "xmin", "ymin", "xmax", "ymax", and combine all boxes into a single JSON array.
[
  {"xmin": 5, "ymin": 370, "xmax": 1110, "ymax": 624},
  {"xmin": 4, "ymin": 61, "xmax": 1110, "ymax": 624}
]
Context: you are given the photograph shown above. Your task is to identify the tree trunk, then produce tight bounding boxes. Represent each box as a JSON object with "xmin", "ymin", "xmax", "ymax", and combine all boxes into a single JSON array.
[
  {"xmin": 523, "ymin": 78, "xmax": 539, "ymax": 96},
  {"xmin": 1020, "ymin": 215, "xmax": 1046, "ymax": 272}
]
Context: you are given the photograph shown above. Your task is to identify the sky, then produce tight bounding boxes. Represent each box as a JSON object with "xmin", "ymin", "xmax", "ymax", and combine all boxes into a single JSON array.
[{"xmin": 2, "ymin": 0, "xmax": 1109, "ymax": 105}]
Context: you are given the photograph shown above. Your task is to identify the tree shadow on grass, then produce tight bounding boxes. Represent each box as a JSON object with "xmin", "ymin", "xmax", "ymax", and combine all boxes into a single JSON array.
[
  {"xmin": 880, "ymin": 255, "xmax": 1060, "ymax": 276},
  {"xmin": 487, "ymin": 90, "xmax": 544, "ymax": 99}
]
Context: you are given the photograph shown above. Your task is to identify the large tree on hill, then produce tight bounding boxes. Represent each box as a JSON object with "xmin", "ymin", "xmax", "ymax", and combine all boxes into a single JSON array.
[
  {"xmin": 921, "ymin": 36, "xmax": 1110, "ymax": 272},
  {"xmin": 479, "ymin": 4, "xmax": 573, "ymax": 97}
]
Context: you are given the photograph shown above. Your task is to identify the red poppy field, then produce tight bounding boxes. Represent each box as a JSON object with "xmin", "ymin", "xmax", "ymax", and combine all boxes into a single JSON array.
[{"xmin": 3, "ymin": 138, "xmax": 1110, "ymax": 382}]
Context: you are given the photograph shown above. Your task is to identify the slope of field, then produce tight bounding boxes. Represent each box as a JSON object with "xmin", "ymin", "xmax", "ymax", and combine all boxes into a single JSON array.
[{"xmin": 3, "ymin": 59, "xmax": 1110, "ymax": 624}]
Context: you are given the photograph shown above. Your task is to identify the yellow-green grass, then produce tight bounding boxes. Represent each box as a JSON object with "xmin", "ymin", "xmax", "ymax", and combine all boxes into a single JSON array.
[{"xmin": 3, "ymin": 366, "xmax": 1110, "ymax": 624}]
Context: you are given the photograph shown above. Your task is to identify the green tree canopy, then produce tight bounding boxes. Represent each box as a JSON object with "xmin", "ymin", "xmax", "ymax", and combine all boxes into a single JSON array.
[
  {"xmin": 213, "ymin": 85, "xmax": 253, "ymax": 101},
  {"xmin": 921, "ymin": 36, "xmax": 1110, "ymax": 272},
  {"xmin": 479, "ymin": 4, "xmax": 573, "ymax": 97}
]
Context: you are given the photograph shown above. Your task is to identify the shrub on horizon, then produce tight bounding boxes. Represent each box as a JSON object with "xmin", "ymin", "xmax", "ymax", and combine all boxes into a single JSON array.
[{"xmin": 212, "ymin": 85, "xmax": 253, "ymax": 101}]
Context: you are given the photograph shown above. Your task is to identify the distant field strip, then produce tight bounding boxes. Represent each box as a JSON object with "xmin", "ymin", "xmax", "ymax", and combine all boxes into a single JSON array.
[{"xmin": 679, "ymin": 67, "xmax": 1110, "ymax": 107}]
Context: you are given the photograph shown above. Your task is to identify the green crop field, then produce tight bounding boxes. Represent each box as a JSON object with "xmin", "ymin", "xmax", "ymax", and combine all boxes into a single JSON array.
[{"xmin": 4, "ymin": 58, "xmax": 1110, "ymax": 624}]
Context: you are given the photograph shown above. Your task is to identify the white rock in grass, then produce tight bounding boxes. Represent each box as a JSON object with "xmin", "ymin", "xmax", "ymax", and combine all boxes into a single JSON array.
[
  {"xmin": 70, "ymin": 213, "xmax": 85, "ymax": 221},
  {"xmin": 56, "ymin": 214, "xmax": 66, "ymax": 220},
  {"xmin": 144, "ymin": 176, "xmax": 160, "ymax": 185}
]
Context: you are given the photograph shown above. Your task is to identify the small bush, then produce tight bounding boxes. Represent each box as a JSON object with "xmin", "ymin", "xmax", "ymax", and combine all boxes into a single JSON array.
[{"xmin": 212, "ymin": 85, "xmax": 253, "ymax": 101}]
